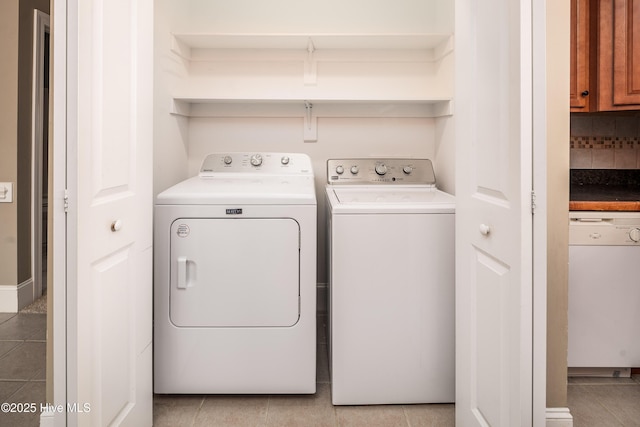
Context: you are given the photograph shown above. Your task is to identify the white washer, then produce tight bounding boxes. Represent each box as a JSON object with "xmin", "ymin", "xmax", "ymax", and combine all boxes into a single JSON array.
[
  {"xmin": 154, "ymin": 152, "xmax": 316, "ymax": 394},
  {"xmin": 326, "ymin": 158, "xmax": 455, "ymax": 405}
]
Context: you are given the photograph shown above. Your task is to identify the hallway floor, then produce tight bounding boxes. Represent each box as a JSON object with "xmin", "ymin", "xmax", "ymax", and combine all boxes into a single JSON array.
[
  {"xmin": 0, "ymin": 312, "xmax": 46, "ymax": 427},
  {"xmin": 1, "ymin": 311, "xmax": 639, "ymax": 426}
]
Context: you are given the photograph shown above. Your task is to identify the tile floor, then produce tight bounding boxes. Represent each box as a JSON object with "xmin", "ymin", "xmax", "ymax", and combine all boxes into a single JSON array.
[
  {"xmin": 153, "ymin": 315, "xmax": 455, "ymax": 427},
  {"xmin": 0, "ymin": 312, "xmax": 47, "ymax": 427},
  {"xmin": 1, "ymin": 311, "xmax": 640, "ymax": 426},
  {"xmin": 567, "ymin": 376, "xmax": 640, "ymax": 427}
]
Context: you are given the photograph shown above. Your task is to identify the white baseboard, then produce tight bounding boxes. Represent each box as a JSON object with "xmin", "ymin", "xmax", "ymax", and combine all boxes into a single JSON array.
[
  {"xmin": 17, "ymin": 278, "xmax": 35, "ymax": 311},
  {"xmin": 0, "ymin": 285, "xmax": 19, "ymax": 313},
  {"xmin": 0, "ymin": 278, "xmax": 35, "ymax": 313},
  {"xmin": 546, "ymin": 407, "xmax": 573, "ymax": 427},
  {"xmin": 568, "ymin": 367, "xmax": 631, "ymax": 378},
  {"xmin": 39, "ymin": 408, "xmax": 55, "ymax": 427}
]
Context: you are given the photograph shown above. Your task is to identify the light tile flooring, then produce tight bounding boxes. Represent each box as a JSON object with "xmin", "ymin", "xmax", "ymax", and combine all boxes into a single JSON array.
[
  {"xmin": 154, "ymin": 315, "xmax": 455, "ymax": 427},
  {"xmin": 567, "ymin": 376, "xmax": 640, "ymax": 426},
  {"xmin": 1, "ymin": 311, "xmax": 640, "ymax": 426}
]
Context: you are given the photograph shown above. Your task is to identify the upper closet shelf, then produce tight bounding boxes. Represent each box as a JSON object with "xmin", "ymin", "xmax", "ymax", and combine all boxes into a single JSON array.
[
  {"xmin": 170, "ymin": 98, "xmax": 453, "ymax": 118},
  {"xmin": 170, "ymin": 98, "xmax": 453, "ymax": 141},
  {"xmin": 171, "ymin": 33, "xmax": 454, "ymax": 61}
]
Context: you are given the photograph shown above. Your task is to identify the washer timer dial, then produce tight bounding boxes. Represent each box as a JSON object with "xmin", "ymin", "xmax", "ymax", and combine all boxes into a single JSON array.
[
  {"xmin": 630, "ymin": 228, "xmax": 640, "ymax": 242},
  {"xmin": 375, "ymin": 163, "xmax": 388, "ymax": 176},
  {"xmin": 250, "ymin": 154, "xmax": 263, "ymax": 167}
]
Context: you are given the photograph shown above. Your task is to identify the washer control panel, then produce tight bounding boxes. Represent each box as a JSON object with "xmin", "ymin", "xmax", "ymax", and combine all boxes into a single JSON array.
[
  {"xmin": 200, "ymin": 152, "xmax": 312, "ymax": 175},
  {"xmin": 327, "ymin": 158, "xmax": 436, "ymax": 185}
]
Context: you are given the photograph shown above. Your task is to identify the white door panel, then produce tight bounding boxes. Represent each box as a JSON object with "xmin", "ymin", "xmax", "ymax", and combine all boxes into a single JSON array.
[
  {"xmin": 169, "ymin": 218, "xmax": 300, "ymax": 327},
  {"xmin": 70, "ymin": 0, "xmax": 153, "ymax": 425},
  {"xmin": 456, "ymin": 0, "xmax": 533, "ymax": 425}
]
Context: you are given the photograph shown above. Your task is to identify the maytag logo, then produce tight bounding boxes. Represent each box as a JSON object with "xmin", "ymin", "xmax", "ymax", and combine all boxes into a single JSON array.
[{"xmin": 226, "ymin": 208, "xmax": 243, "ymax": 215}]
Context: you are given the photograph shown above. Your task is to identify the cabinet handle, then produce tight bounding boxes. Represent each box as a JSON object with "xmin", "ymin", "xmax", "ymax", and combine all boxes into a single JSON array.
[{"xmin": 581, "ymin": 90, "xmax": 589, "ymax": 97}]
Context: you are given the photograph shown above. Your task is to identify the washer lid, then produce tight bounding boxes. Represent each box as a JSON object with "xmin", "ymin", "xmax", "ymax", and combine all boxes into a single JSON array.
[{"xmin": 328, "ymin": 186, "xmax": 455, "ymax": 214}]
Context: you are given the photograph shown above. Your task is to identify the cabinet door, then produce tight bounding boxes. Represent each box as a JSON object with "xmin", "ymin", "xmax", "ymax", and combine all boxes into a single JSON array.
[
  {"xmin": 570, "ymin": 0, "xmax": 592, "ymax": 111},
  {"xmin": 598, "ymin": 0, "xmax": 640, "ymax": 110}
]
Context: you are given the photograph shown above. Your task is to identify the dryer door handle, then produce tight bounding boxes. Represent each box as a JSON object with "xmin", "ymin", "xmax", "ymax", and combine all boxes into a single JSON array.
[{"xmin": 177, "ymin": 256, "xmax": 188, "ymax": 289}]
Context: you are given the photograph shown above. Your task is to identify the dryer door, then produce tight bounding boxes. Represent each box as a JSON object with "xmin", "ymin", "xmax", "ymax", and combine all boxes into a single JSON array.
[{"xmin": 169, "ymin": 218, "xmax": 300, "ymax": 327}]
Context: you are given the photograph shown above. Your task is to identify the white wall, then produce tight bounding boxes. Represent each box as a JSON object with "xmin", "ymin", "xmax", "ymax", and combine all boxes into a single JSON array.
[
  {"xmin": 153, "ymin": 0, "xmax": 191, "ymax": 196},
  {"xmin": 182, "ymin": 0, "xmax": 453, "ymax": 34}
]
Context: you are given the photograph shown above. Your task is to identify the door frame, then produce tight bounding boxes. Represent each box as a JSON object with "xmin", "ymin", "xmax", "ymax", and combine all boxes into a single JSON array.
[
  {"xmin": 48, "ymin": 0, "xmax": 71, "ymax": 425},
  {"xmin": 31, "ymin": 9, "xmax": 50, "ymax": 301},
  {"xmin": 532, "ymin": 0, "xmax": 548, "ymax": 425}
]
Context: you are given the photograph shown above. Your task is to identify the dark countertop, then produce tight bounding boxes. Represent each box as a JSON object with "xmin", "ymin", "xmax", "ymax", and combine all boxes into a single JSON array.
[
  {"xmin": 570, "ymin": 184, "xmax": 640, "ymax": 201},
  {"xmin": 570, "ymin": 184, "xmax": 640, "ymax": 211},
  {"xmin": 569, "ymin": 170, "xmax": 640, "ymax": 211}
]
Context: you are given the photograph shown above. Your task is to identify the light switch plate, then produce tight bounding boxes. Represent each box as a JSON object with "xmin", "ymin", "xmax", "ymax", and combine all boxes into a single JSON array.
[{"xmin": 0, "ymin": 182, "xmax": 13, "ymax": 203}]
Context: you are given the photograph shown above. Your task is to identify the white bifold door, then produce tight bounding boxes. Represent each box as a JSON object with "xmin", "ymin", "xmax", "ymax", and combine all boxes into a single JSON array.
[
  {"xmin": 63, "ymin": 0, "xmax": 154, "ymax": 425},
  {"xmin": 455, "ymin": 0, "xmax": 536, "ymax": 425}
]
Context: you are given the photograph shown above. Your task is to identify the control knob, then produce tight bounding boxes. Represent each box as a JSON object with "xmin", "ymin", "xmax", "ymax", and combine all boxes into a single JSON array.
[
  {"xmin": 250, "ymin": 154, "xmax": 263, "ymax": 167},
  {"xmin": 403, "ymin": 165, "xmax": 413, "ymax": 175},
  {"xmin": 335, "ymin": 165, "xmax": 344, "ymax": 175},
  {"xmin": 375, "ymin": 163, "xmax": 388, "ymax": 176},
  {"xmin": 350, "ymin": 165, "xmax": 359, "ymax": 175},
  {"xmin": 630, "ymin": 228, "xmax": 640, "ymax": 243},
  {"xmin": 281, "ymin": 156, "xmax": 290, "ymax": 165},
  {"xmin": 223, "ymin": 155, "xmax": 233, "ymax": 165}
]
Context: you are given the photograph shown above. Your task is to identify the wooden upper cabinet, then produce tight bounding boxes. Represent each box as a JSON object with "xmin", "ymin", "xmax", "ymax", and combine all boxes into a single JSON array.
[
  {"xmin": 571, "ymin": 0, "xmax": 640, "ymax": 112},
  {"xmin": 598, "ymin": 0, "xmax": 640, "ymax": 110},
  {"xmin": 570, "ymin": 0, "xmax": 592, "ymax": 111}
]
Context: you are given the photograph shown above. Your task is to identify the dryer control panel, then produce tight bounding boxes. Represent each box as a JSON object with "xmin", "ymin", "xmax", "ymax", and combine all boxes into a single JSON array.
[
  {"xmin": 200, "ymin": 152, "xmax": 313, "ymax": 175},
  {"xmin": 327, "ymin": 158, "xmax": 436, "ymax": 185}
]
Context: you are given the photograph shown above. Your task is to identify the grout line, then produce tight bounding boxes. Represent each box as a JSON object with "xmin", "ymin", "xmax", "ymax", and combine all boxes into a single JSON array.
[
  {"xmin": 590, "ymin": 388, "xmax": 635, "ymax": 427},
  {"xmin": 402, "ymin": 405, "xmax": 412, "ymax": 427},
  {"xmin": 0, "ymin": 341, "xmax": 26, "ymax": 363},
  {"xmin": 264, "ymin": 394, "xmax": 272, "ymax": 427},
  {"xmin": 2, "ymin": 380, "xmax": 32, "ymax": 403},
  {"xmin": 190, "ymin": 396, "xmax": 205, "ymax": 427}
]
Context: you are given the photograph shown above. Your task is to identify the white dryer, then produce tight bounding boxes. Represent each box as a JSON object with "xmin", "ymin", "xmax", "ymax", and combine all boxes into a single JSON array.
[
  {"xmin": 326, "ymin": 158, "xmax": 455, "ymax": 405},
  {"xmin": 154, "ymin": 152, "xmax": 316, "ymax": 394}
]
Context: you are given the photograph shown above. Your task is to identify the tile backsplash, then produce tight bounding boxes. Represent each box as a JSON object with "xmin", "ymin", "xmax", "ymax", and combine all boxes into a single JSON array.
[{"xmin": 570, "ymin": 113, "xmax": 640, "ymax": 169}]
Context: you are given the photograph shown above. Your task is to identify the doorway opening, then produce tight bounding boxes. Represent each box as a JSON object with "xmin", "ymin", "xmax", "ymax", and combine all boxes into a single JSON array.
[{"xmin": 32, "ymin": 10, "xmax": 50, "ymax": 305}]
